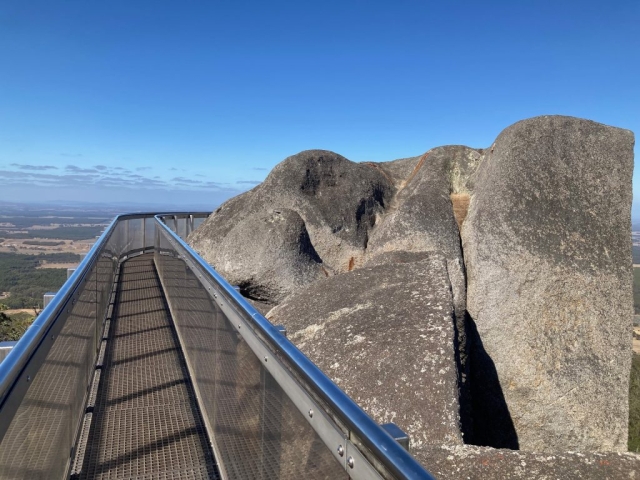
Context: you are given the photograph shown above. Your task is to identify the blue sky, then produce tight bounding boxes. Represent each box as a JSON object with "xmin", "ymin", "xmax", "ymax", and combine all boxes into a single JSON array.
[{"xmin": 0, "ymin": 1, "xmax": 638, "ymax": 212}]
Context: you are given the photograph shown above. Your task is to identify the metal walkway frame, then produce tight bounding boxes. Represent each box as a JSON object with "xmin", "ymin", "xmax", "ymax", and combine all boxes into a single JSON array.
[
  {"xmin": 0, "ymin": 213, "xmax": 435, "ymax": 480},
  {"xmin": 73, "ymin": 254, "xmax": 219, "ymax": 479}
]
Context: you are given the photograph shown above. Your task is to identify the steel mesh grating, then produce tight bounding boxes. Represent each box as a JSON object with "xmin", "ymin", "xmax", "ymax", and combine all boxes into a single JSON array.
[
  {"xmin": 158, "ymin": 255, "xmax": 345, "ymax": 480},
  {"xmin": 74, "ymin": 254, "xmax": 219, "ymax": 480}
]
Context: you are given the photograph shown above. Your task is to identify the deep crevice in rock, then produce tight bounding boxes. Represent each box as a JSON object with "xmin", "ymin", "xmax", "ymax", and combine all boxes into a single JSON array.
[
  {"xmin": 297, "ymin": 223, "xmax": 323, "ymax": 264},
  {"xmin": 464, "ymin": 315, "xmax": 520, "ymax": 450}
]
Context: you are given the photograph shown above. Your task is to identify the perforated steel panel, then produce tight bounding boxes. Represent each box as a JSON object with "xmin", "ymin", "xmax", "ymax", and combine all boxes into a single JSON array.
[
  {"xmin": 74, "ymin": 255, "xmax": 219, "ymax": 480},
  {"xmin": 156, "ymin": 250, "xmax": 346, "ymax": 480},
  {"xmin": 0, "ymin": 267, "xmax": 99, "ymax": 480}
]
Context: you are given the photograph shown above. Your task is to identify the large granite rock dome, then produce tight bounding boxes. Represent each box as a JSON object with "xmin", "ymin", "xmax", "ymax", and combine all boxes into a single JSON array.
[
  {"xmin": 461, "ymin": 115, "xmax": 635, "ymax": 452},
  {"xmin": 267, "ymin": 252, "xmax": 464, "ymax": 455},
  {"xmin": 366, "ymin": 146, "xmax": 481, "ymax": 321},
  {"xmin": 188, "ymin": 149, "xmax": 395, "ymax": 303},
  {"xmin": 188, "ymin": 115, "xmax": 639, "ymax": 476}
]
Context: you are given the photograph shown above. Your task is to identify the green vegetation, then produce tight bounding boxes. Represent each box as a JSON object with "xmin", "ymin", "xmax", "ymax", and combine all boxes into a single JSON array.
[
  {"xmin": 0, "ymin": 252, "xmax": 80, "ymax": 308},
  {"xmin": 22, "ymin": 240, "xmax": 66, "ymax": 246},
  {"xmin": 6, "ymin": 311, "xmax": 35, "ymax": 323},
  {"xmin": 0, "ymin": 306, "xmax": 35, "ymax": 342},
  {"xmin": 630, "ymin": 353, "xmax": 640, "ymax": 452},
  {"xmin": 0, "ymin": 226, "xmax": 103, "ymax": 240}
]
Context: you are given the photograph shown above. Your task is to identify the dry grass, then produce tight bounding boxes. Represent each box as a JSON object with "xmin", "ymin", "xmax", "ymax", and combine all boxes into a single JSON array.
[
  {"xmin": 36, "ymin": 261, "xmax": 79, "ymax": 270},
  {"xmin": 0, "ymin": 238, "xmax": 92, "ymax": 256}
]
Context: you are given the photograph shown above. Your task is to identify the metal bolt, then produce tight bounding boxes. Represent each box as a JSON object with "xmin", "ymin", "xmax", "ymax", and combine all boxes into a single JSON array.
[
  {"xmin": 347, "ymin": 456, "xmax": 354, "ymax": 469},
  {"xmin": 264, "ymin": 356, "xmax": 268, "ymax": 362},
  {"xmin": 337, "ymin": 445, "xmax": 344, "ymax": 457},
  {"xmin": 26, "ymin": 376, "xmax": 31, "ymax": 382},
  {"xmin": 308, "ymin": 409, "xmax": 314, "ymax": 418}
]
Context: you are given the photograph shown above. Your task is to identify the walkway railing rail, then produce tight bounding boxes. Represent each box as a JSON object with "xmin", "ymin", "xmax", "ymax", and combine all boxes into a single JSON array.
[{"xmin": 0, "ymin": 212, "xmax": 435, "ymax": 480}]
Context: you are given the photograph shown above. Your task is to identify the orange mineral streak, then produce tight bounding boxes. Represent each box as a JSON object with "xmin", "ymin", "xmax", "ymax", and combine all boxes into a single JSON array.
[
  {"xmin": 450, "ymin": 193, "xmax": 471, "ymax": 229},
  {"xmin": 348, "ymin": 257, "xmax": 355, "ymax": 271},
  {"xmin": 362, "ymin": 162, "xmax": 393, "ymax": 184},
  {"xmin": 402, "ymin": 150, "xmax": 430, "ymax": 187}
]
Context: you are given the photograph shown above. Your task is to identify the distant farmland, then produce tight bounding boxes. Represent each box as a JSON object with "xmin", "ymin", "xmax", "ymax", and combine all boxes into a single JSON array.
[{"xmin": 0, "ymin": 225, "xmax": 104, "ymax": 240}]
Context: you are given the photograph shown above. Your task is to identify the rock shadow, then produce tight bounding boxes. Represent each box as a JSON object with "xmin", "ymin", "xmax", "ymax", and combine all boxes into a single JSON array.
[{"xmin": 463, "ymin": 313, "xmax": 520, "ymax": 449}]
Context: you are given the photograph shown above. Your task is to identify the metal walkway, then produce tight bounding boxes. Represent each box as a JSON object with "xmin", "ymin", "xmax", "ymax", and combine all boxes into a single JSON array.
[
  {"xmin": 73, "ymin": 254, "xmax": 219, "ymax": 479},
  {"xmin": 0, "ymin": 213, "xmax": 435, "ymax": 480}
]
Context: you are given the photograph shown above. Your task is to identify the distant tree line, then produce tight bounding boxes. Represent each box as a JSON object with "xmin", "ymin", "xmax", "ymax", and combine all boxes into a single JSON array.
[
  {"xmin": 0, "ymin": 215, "xmax": 110, "ymax": 229},
  {"xmin": 0, "ymin": 252, "xmax": 80, "ymax": 309},
  {"xmin": 22, "ymin": 240, "xmax": 66, "ymax": 246},
  {"xmin": 0, "ymin": 226, "xmax": 103, "ymax": 241}
]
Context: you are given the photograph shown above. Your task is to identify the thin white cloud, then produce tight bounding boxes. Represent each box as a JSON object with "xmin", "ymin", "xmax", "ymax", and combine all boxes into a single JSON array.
[
  {"xmin": 0, "ymin": 168, "xmax": 234, "ymax": 194},
  {"xmin": 10, "ymin": 163, "xmax": 58, "ymax": 171},
  {"xmin": 66, "ymin": 165, "xmax": 98, "ymax": 173}
]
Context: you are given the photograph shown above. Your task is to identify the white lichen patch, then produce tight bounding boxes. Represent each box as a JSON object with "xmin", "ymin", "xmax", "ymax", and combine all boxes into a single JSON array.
[
  {"xmin": 346, "ymin": 334, "xmax": 365, "ymax": 346},
  {"xmin": 326, "ymin": 303, "xmax": 371, "ymax": 323},
  {"xmin": 291, "ymin": 323, "xmax": 324, "ymax": 343},
  {"xmin": 291, "ymin": 304, "xmax": 372, "ymax": 346}
]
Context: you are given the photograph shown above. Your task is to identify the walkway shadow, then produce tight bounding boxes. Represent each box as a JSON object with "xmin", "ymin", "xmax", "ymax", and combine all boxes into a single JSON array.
[{"xmin": 463, "ymin": 314, "xmax": 519, "ymax": 449}]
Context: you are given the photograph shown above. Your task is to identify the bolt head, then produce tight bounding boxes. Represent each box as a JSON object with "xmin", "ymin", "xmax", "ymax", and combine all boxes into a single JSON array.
[
  {"xmin": 264, "ymin": 356, "xmax": 268, "ymax": 362},
  {"xmin": 308, "ymin": 409, "xmax": 314, "ymax": 418},
  {"xmin": 337, "ymin": 445, "xmax": 344, "ymax": 457},
  {"xmin": 347, "ymin": 456, "xmax": 354, "ymax": 468}
]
